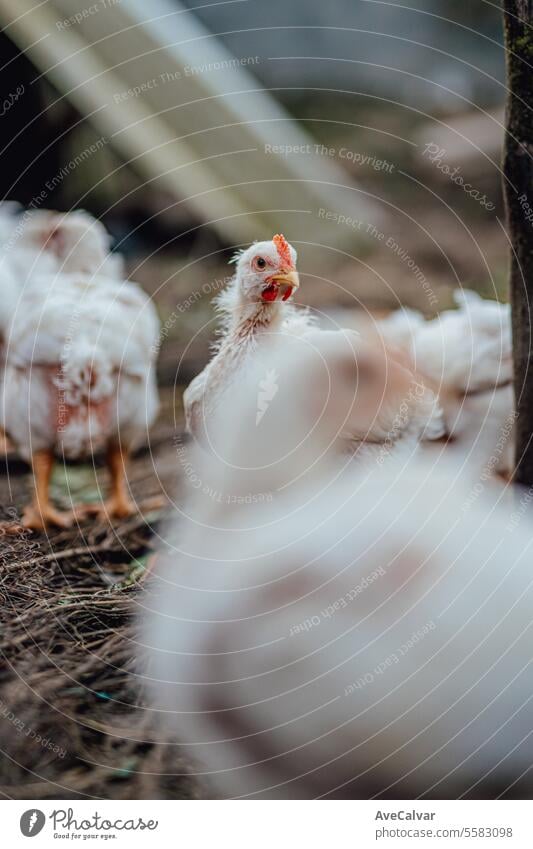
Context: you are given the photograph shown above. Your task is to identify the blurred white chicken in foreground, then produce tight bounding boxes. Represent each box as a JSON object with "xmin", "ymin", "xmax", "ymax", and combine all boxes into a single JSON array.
[
  {"xmin": 144, "ymin": 336, "xmax": 531, "ymax": 799},
  {"xmin": 0, "ymin": 212, "xmax": 159, "ymax": 530},
  {"xmin": 180, "ymin": 331, "xmax": 442, "ymax": 533},
  {"xmin": 379, "ymin": 291, "xmax": 514, "ymax": 475},
  {"xmin": 184, "ymin": 234, "xmax": 444, "ymax": 450}
]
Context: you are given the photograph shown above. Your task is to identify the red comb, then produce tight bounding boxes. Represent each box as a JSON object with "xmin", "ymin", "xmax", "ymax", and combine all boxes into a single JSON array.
[{"xmin": 272, "ymin": 233, "xmax": 293, "ymax": 269}]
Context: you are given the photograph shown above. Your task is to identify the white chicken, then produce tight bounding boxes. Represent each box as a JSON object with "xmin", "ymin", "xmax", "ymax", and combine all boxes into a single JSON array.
[
  {"xmin": 145, "ymin": 341, "xmax": 533, "ymax": 800},
  {"xmin": 0, "ymin": 209, "xmax": 129, "ymax": 459},
  {"xmin": 184, "ymin": 234, "xmax": 444, "ymax": 451},
  {"xmin": 184, "ymin": 233, "xmax": 304, "ymax": 437},
  {"xmin": 379, "ymin": 291, "xmax": 514, "ymax": 475},
  {"xmin": 5, "ymin": 208, "xmax": 125, "ymax": 280},
  {"xmin": 0, "ymin": 209, "xmax": 125, "ymax": 358},
  {"xmin": 1, "ymin": 267, "xmax": 160, "ymax": 531}
]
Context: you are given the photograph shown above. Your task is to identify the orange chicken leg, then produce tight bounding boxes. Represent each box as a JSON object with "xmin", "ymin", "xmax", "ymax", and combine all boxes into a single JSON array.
[
  {"xmin": 73, "ymin": 443, "xmax": 137, "ymax": 521},
  {"xmin": 104, "ymin": 443, "xmax": 137, "ymax": 518},
  {"xmin": 22, "ymin": 449, "xmax": 74, "ymax": 531}
]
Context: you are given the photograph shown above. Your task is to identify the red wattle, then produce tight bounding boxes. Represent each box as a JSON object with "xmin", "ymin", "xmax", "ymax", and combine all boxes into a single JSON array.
[{"xmin": 262, "ymin": 284, "xmax": 278, "ymax": 301}]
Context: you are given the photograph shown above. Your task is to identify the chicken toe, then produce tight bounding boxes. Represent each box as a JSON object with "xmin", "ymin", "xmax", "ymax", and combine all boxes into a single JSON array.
[{"xmin": 22, "ymin": 502, "xmax": 74, "ymax": 532}]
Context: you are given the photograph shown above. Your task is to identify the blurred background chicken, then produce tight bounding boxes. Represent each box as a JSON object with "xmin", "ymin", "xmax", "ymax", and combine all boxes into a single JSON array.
[
  {"xmin": 0, "ymin": 209, "xmax": 160, "ymax": 530},
  {"xmin": 144, "ymin": 341, "xmax": 532, "ymax": 800},
  {"xmin": 0, "ymin": 208, "xmax": 125, "ymax": 383},
  {"xmin": 1, "ymin": 207, "xmax": 124, "ymax": 282},
  {"xmin": 378, "ymin": 290, "xmax": 514, "ymax": 475}
]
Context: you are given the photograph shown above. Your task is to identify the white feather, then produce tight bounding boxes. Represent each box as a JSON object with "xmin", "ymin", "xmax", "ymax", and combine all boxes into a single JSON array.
[
  {"xmin": 145, "ymin": 343, "xmax": 533, "ymax": 800},
  {"xmin": 2, "ymin": 271, "xmax": 159, "ymax": 460},
  {"xmin": 379, "ymin": 292, "xmax": 514, "ymax": 474}
]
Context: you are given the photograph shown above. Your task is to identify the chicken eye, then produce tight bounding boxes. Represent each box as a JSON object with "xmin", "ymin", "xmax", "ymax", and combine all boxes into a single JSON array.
[{"xmin": 253, "ymin": 256, "xmax": 267, "ymax": 271}]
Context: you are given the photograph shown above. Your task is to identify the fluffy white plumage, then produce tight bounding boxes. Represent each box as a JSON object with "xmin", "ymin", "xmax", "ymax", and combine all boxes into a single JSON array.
[
  {"xmin": 184, "ymin": 236, "xmax": 444, "ymax": 451},
  {"xmin": 184, "ymin": 236, "xmax": 308, "ymax": 436},
  {"xmin": 2, "ymin": 272, "xmax": 159, "ymax": 461},
  {"xmin": 378, "ymin": 291, "xmax": 514, "ymax": 474},
  {"xmin": 0, "ymin": 208, "xmax": 159, "ymax": 529},
  {"xmin": 145, "ymin": 341, "xmax": 533, "ymax": 799},
  {"xmin": 0, "ymin": 209, "xmax": 125, "ymax": 355},
  {"xmin": 5, "ymin": 209, "xmax": 124, "ymax": 279}
]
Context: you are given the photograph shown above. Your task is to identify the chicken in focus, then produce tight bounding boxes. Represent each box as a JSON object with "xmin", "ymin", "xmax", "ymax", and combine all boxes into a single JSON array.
[
  {"xmin": 184, "ymin": 234, "xmax": 444, "ymax": 452},
  {"xmin": 183, "ymin": 233, "xmax": 304, "ymax": 437}
]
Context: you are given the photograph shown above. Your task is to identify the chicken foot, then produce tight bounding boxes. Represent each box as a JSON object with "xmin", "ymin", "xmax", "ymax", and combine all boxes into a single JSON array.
[
  {"xmin": 74, "ymin": 443, "xmax": 138, "ymax": 521},
  {"xmin": 22, "ymin": 449, "xmax": 74, "ymax": 531}
]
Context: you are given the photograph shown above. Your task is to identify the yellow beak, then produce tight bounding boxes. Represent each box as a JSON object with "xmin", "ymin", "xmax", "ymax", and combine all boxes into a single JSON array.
[
  {"xmin": 271, "ymin": 269, "xmax": 299, "ymax": 290},
  {"xmin": 270, "ymin": 270, "xmax": 300, "ymax": 301}
]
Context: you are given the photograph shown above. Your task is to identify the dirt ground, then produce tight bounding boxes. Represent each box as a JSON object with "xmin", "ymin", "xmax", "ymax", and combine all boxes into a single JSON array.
[{"xmin": 0, "ymin": 383, "xmax": 206, "ymax": 800}]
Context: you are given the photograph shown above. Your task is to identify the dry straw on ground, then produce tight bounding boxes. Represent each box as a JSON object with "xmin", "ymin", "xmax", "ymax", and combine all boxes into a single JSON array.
[{"xmin": 0, "ymin": 432, "xmax": 200, "ymax": 800}]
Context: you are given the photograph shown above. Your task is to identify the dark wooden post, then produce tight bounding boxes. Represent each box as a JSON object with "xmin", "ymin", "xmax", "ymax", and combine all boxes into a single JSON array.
[{"xmin": 503, "ymin": 1, "xmax": 533, "ymax": 484}]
